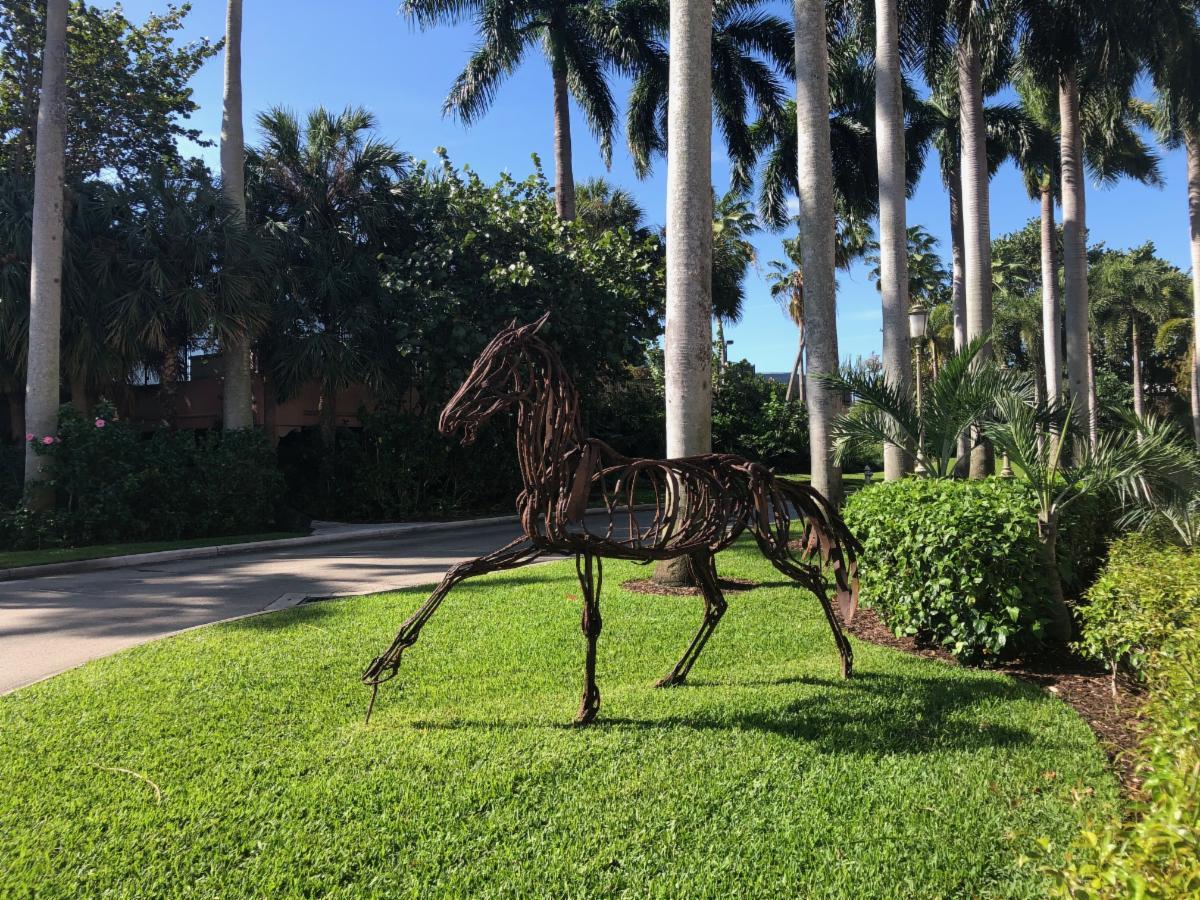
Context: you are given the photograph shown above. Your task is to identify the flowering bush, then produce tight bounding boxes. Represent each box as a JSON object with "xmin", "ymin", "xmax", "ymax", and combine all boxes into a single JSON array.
[{"xmin": 2, "ymin": 404, "xmax": 285, "ymax": 548}]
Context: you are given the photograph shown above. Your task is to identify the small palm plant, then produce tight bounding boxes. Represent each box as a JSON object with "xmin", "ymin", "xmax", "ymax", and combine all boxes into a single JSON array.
[
  {"xmin": 985, "ymin": 394, "xmax": 1200, "ymax": 643},
  {"xmin": 818, "ymin": 335, "xmax": 1026, "ymax": 478}
]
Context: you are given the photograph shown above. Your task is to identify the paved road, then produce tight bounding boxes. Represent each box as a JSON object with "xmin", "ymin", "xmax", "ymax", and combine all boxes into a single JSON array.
[{"xmin": 0, "ymin": 518, "xmax": 563, "ymax": 695}]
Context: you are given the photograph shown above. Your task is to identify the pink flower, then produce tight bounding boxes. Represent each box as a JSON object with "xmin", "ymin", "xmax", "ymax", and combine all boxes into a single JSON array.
[
  {"xmin": 23, "ymin": 433, "xmax": 32, "ymax": 442},
  {"xmin": 94, "ymin": 418, "xmax": 106, "ymax": 428},
  {"xmin": 41, "ymin": 435, "xmax": 54, "ymax": 445}
]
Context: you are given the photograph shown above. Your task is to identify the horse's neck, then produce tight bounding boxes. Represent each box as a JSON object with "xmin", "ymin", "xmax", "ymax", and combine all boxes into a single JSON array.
[{"xmin": 514, "ymin": 348, "xmax": 585, "ymax": 495}]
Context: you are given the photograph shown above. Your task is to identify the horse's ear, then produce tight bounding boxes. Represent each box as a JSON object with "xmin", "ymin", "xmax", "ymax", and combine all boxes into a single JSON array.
[{"xmin": 531, "ymin": 311, "xmax": 551, "ymax": 333}]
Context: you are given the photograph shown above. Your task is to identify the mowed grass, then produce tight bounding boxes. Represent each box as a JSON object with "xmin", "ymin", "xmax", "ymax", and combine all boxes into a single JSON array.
[{"xmin": 0, "ymin": 542, "xmax": 1116, "ymax": 898}]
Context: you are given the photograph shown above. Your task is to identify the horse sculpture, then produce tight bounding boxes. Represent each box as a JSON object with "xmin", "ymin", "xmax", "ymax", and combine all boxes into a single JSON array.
[{"xmin": 362, "ymin": 314, "xmax": 860, "ymax": 725}]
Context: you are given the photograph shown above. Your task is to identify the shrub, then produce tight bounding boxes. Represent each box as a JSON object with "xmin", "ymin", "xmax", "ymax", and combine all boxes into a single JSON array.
[
  {"xmin": 1076, "ymin": 536, "xmax": 1200, "ymax": 680},
  {"xmin": 2, "ymin": 405, "xmax": 285, "ymax": 548},
  {"xmin": 1041, "ymin": 625, "xmax": 1200, "ymax": 897},
  {"xmin": 712, "ymin": 361, "xmax": 808, "ymax": 468},
  {"xmin": 843, "ymin": 477, "xmax": 1054, "ymax": 661}
]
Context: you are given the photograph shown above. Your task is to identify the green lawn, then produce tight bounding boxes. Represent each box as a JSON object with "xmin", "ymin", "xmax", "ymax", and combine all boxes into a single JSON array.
[
  {"xmin": 0, "ymin": 542, "xmax": 1116, "ymax": 897},
  {"xmin": 0, "ymin": 532, "xmax": 306, "ymax": 569}
]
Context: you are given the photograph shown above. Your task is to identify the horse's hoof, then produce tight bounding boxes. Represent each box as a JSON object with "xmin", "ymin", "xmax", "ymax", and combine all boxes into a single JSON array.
[
  {"xmin": 655, "ymin": 674, "xmax": 685, "ymax": 688},
  {"xmin": 573, "ymin": 710, "xmax": 598, "ymax": 727}
]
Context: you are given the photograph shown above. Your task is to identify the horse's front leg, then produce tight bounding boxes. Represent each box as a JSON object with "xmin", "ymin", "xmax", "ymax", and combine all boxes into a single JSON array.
[
  {"xmin": 362, "ymin": 536, "xmax": 541, "ymax": 721},
  {"xmin": 574, "ymin": 552, "xmax": 604, "ymax": 726}
]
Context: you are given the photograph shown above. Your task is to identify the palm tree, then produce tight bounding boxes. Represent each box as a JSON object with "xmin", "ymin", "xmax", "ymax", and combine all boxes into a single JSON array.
[
  {"xmin": 767, "ymin": 215, "xmax": 871, "ymax": 407},
  {"xmin": 574, "ymin": 177, "xmax": 647, "ymax": 233},
  {"xmin": 711, "ymin": 188, "xmax": 756, "ymax": 370},
  {"xmin": 874, "ymin": 0, "xmax": 911, "ymax": 480},
  {"xmin": 819, "ymin": 335, "xmax": 1026, "ymax": 479},
  {"xmin": 1091, "ymin": 244, "xmax": 1189, "ymax": 418},
  {"xmin": 404, "ymin": 0, "xmax": 620, "ymax": 220},
  {"xmin": 741, "ymin": 46, "xmax": 931, "ymax": 229},
  {"xmin": 23, "ymin": 0, "xmax": 67, "ymax": 503},
  {"xmin": 619, "ymin": 0, "xmax": 792, "ymax": 183},
  {"xmin": 1016, "ymin": 0, "xmax": 1151, "ymax": 445},
  {"xmin": 247, "ymin": 107, "xmax": 408, "ymax": 447},
  {"xmin": 221, "ymin": 0, "xmax": 254, "ymax": 430},
  {"xmin": 1142, "ymin": 1, "xmax": 1200, "ymax": 445},
  {"xmin": 653, "ymin": 0, "xmax": 713, "ymax": 586},
  {"xmin": 793, "ymin": 0, "xmax": 841, "ymax": 503}
]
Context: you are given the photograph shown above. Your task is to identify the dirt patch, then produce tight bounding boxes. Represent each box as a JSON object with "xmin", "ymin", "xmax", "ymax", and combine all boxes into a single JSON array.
[
  {"xmin": 621, "ymin": 577, "xmax": 758, "ymax": 597},
  {"xmin": 846, "ymin": 606, "xmax": 1145, "ymax": 794}
]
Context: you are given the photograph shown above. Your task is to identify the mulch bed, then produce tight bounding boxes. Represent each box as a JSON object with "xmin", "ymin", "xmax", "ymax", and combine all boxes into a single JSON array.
[
  {"xmin": 621, "ymin": 577, "xmax": 758, "ymax": 597},
  {"xmin": 845, "ymin": 606, "xmax": 1145, "ymax": 794}
]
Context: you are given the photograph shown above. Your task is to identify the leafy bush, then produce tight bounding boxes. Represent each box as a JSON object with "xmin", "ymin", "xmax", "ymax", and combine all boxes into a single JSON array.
[
  {"xmin": 843, "ymin": 477, "xmax": 1054, "ymax": 660},
  {"xmin": 1, "ymin": 405, "xmax": 285, "ymax": 548},
  {"xmin": 1041, "ymin": 626, "xmax": 1200, "ymax": 897},
  {"xmin": 1076, "ymin": 536, "xmax": 1200, "ymax": 679},
  {"xmin": 712, "ymin": 361, "xmax": 808, "ymax": 469}
]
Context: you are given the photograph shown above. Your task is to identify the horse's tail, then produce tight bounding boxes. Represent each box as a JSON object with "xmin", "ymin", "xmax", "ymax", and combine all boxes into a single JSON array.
[{"xmin": 771, "ymin": 479, "xmax": 860, "ymax": 623}]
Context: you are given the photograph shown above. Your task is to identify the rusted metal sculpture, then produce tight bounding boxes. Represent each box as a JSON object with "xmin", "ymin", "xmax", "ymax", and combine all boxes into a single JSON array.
[{"xmin": 363, "ymin": 315, "xmax": 860, "ymax": 725}]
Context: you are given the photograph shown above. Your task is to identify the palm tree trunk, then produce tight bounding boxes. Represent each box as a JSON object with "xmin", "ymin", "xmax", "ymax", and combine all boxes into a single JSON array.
[
  {"xmin": 1040, "ymin": 184, "xmax": 1063, "ymax": 404},
  {"xmin": 795, "ymin": 0, "xmax": 842, "ymax": 505},
  {"xmin": 950, "ymin": 167, "xmax": 970, "ymax": 476},
  {"xmin": 319, "ymin": 378, "xmax": 337, "ymax": 449},
  {"xmin": 70, "ymin": 372, "xmax": 89, "ymax": 415},
  {"xmin": 160, "ymin": 347, "xmax": 180, "ymax": 428},
  {"xmin": 653, "ymin": 0, "xmax": 713, "ymax": 586},
  {"xmin": 874, "ymin": 0, "xmax": 910, "ymax": 481},
  {"xmin": 948, "ymin": 164, "xmax": 967, "ymax": 351},
  {"xmin": 1038, "ymin": 512, "xmax": 1073, "ymax": 644},
  {"xmin": 552, "ymin": 60, "xmax": 576, "ymax": 221},
  {"xmin": 1186, "ymin": 128, "xmax": 1200, "ymax": 446},
  {"xmin": 1131, "ymin": 318, "xmax": 1145, "ymax": 419},
  {"xmin": 1059, "ymin": 73, "xmax": 1094, "ymax": 447},
  {"xmin": 958, "ymin": 38, "xmax": 993, "ymax": 479},
  {"xmin": 6, "ymin": 391, "xmax": 24, "ymax": 445},
  {"xmin": 785, "ymin": 336, "xmax": 802, "ymax": 402},
  {"xmin": 221, "ymin": 0, "xmax": 254, "ymax": 431},
  {"xmin": 23, "ymin": 0, "xmax": 68, "ymax": 508},
  {"xmin": 715, "ymin": 317, "xmax": 728, "ymax": 373}
]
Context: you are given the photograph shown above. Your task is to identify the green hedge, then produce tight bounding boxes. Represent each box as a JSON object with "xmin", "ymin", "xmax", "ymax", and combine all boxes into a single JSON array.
[
  {"xmin": 1076, "ymin": 535, "xmax": 1200, "ymax": 679},
  {"xmin": 842, "ymin": 477, "xmax": 1112, "ymax": 661},
  {"xmin": 2, "ymin": 405, "xmax": 285, "ymax": 548}
]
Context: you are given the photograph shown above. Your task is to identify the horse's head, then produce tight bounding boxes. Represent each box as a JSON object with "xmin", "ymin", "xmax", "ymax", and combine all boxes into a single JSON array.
[{"xmin": 439, "ymin": 313, "xmax": 549, "ymax": 444}]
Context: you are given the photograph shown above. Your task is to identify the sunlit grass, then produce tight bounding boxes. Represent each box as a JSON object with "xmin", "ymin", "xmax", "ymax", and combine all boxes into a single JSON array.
[{"xmin": 0, "ymin": 542, "xmax": 1116, "ymax": 897}]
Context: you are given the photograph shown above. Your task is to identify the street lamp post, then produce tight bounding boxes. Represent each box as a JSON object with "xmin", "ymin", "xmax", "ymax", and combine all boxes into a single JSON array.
[{"xmin": 908, "ymin": 304, "xmax": 929, "ymax": 474}]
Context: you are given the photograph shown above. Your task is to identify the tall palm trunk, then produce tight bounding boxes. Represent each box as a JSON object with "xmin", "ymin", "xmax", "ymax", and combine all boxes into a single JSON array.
[
  {"xmin": 949, "ymin": 164, "xmax": 970, "ymax": 476},
  {"xmin": 785, "ymin": 320, "xmax": 806, "ymax": 404},
  {"xmin": 69, "ymin": 372, "xmax": 89, "ymax": 415},
  {"xmin": 948, "ymin": 164, "xmax": 967, "ymax": 351},
  {"xmin": 795, "ymin": 0, "xmax": 842, "ymax": 504},
  {"xmin": 653, "ymin": 0, "xmax": 713, "ymax": 586},
  {"xmin": 715, "ymin": 318, "xmax": 728, "ymax": 374},
  {"xmin": 221, "ymin": 0, "xmax": 255, "ymax": 430},
  {"xmin": 160, "ymin": 346, "xmax": 181, "ymax": 428},
  {"xmin": 957, "ymin": 39, "xmax": 993, "ymax": 478},
  {"xmin": 1040, "ymin": 184, "xmax": 1063, "ymax": 403},
  {"xmin": 552, "ymin": 59, "xmax": 576, "ymax": 221},
  {"xmin": 874, "ymin": 0, "xmax": 910, "ymax": 480},
  {"xmin": 1186, "ymin": 128, "xmax": 1200, "ymax": 447},
  {"xmin": 1059, "ymin": 72, "xmax": 1094, "ymax": 447},
  {"xmin": 1131, "ymin": 318, "xmax": 1144, "ymax": 419},
  {"xmin": 24, "ymin": 0, "xmax": 68, "ymax": 506}
]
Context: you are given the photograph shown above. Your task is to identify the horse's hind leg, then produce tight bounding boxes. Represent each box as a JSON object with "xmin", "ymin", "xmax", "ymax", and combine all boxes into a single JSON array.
[
  {"xmin": 656, "ymin": 552, "xmax": 728, "ymax": 688},
  {"xmin": 575, "ymin": 552, "xmax": 603, "ymax": 726},
  {"xmin": 766, "ymin": 554, "xmax": 854, "ymax": 679}
]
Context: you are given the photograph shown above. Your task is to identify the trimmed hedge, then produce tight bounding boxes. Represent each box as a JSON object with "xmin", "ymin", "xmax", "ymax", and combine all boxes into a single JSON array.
[
  {"xmin": 842, "ymin": 477, "xmax": 1113, "ymax": 661},
  {"xmin": 2, "ymin": 405, "xmax": 285, "ymax": 548},
  {"xmin": 1046, "ymin": 542, "xmax": 1200, "ymax": 896},
  {"xmin": 1076, "ymin": 535, "xmax": 1200, "ymax": 679}
]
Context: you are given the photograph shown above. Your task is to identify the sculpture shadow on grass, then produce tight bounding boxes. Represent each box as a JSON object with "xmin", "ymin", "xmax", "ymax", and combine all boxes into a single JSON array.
[{"xmin": 395, "ymin": 670, "xmax": 1040, "ymax": 757}]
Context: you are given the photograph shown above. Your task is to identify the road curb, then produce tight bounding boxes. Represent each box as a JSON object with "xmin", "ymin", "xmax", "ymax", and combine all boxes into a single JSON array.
[{"xmin": 0, "ymin": 505, "xmax": 652, "ymax": 583}]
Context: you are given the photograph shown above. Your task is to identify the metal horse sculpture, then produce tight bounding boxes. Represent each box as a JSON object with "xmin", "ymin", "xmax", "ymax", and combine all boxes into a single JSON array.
[{"xmin": 363, "ymin": 315, "xmax": 860, "ymax": 725}]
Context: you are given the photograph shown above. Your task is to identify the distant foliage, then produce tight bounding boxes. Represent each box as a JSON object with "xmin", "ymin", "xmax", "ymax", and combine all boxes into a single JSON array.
[
  {"xmin": 844, "ymin": 478, "xmax": 1057, "ymax": 661},
  {"xmin": 1, "ymin": 406, "xmax": 284, "ymax": 548},
  {"xmin": 712, "ymin": 361, "xmax": 809, "ymax": 468}
]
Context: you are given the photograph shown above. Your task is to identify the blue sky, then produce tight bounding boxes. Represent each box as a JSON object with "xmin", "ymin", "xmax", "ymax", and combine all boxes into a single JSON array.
[{"xmin": 113, "ymin": 0, "xmax": 1191, "ymax": 373}]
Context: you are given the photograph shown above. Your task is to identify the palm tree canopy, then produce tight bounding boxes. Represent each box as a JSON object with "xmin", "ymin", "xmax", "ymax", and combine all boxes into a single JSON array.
[
  {"xmin": 711, "ymin": 189, "xmax": 758, "ymax": 323},
  {"xmin": 405, "ymin": 0, "xmax": 621, "ymax": 165}
]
